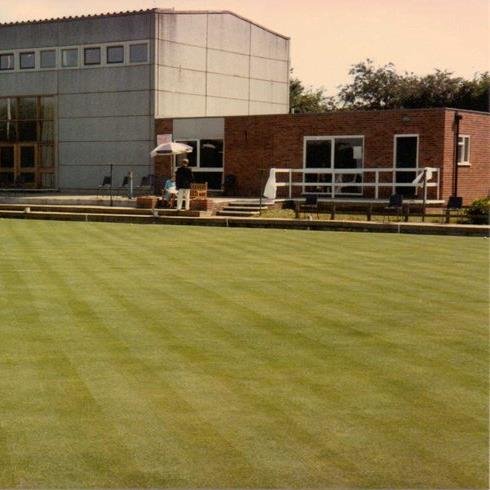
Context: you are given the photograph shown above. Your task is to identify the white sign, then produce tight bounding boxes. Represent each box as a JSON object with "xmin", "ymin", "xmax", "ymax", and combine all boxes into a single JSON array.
[{"xmin": 157, "ymin": 134, "xmax": 172, "ymax": 145}]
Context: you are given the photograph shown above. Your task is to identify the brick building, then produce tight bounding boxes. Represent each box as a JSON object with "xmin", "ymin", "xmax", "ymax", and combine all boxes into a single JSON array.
[{"xmin": 156, "ymin": 107, "xmax": 489, "ymax": 204}]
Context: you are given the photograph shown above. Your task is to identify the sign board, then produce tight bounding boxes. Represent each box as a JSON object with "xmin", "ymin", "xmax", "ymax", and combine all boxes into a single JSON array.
[{"xmin": 157, "ymin": 134, "xmax": 172, "ymax": 145}]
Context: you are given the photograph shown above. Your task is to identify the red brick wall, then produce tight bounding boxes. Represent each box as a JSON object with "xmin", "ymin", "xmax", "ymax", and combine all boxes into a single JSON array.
[
  {"xmin": 156, "ymin": 109, "xmax": 489, "ymax": 203},
  {"xmin": 442, "ymin": 110, "xmax": 490, "ymax": 204},
  {"xmin": 223, "ymin": 109, "xmax": 447, "ymax": 197},
  {"xmin": 154, "ymin": 120, "xmax": 174, "ymax": 181}
]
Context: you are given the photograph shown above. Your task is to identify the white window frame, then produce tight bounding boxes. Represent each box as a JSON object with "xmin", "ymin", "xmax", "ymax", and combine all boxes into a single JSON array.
[
  {"xmin": 0, "ymin": 40, "xmax": 150, "ymax": 73},
  {"xmin": 303, "ymin": 135, "xmax": 365, "ymax": 195},
  {"xmin": 457, "ymin": 135, "xmax": 471, "ymax": 166}
]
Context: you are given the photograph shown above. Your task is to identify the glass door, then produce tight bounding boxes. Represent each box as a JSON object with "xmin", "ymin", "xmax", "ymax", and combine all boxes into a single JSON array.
[
  {"xmin": 304, "ymin": 137, "xmax": 333, "ymax": 194},
  {"xmin": 18, "ymin": 144, "xmax": 37, "ymax": 187},
  {"xmin": 0, "ymin": 145, "xmax": 15, "ymax": 187},
  {"xmin": 394, "ymin": 135, "xmax": 418, "ymax": 197}
]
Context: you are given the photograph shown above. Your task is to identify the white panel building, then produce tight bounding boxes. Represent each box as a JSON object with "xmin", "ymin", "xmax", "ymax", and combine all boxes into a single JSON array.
[{"xmin": 0, "ymin": 9, "xmax": 290, "ymax": 190}]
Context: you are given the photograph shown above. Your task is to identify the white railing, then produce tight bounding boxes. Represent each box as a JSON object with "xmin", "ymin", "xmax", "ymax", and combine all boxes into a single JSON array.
[{"xmin": 273, "ymin": 167, "xmax": 441, "ymax": 201}]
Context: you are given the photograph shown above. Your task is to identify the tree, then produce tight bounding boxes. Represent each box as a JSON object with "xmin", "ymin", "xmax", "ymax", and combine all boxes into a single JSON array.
[
  {"xmin": 289, "ymin": 75, "xmax": 335, "ymax": 113},
  {"xmin": 336, "ymin": 59, "xmax": 489, "ymax": 111}
]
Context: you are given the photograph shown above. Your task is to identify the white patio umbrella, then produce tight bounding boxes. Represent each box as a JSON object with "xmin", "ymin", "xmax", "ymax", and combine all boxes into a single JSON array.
[{"xmin": 150, "ymin": 142, "xmax": 193, "ymax": 158}]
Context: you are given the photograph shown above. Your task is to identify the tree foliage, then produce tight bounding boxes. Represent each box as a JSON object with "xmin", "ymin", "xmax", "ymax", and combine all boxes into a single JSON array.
[
  {"xmin": 336, "ymin": 59, "xmax": 490, "ymax": 111},
  {"xmin": 289, "ymin": 75, "xmax": 335, "ymax": 113},
  {"xmin": 290, "ymin": 60, "xmax": 490, "ymax": 113}
]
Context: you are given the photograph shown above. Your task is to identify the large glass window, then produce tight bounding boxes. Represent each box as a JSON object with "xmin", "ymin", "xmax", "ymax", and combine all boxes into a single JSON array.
[
  {"xmin": 62, "ymin": 48, "xmax": 78, "ymax": 67},
  {"xmin": 130, "ymin": 43, "xmax": 148, "ymax": 63},
  {"xmin": 40, "ymin": 50, "xmax": 56, "ymax": 68},
  {"xmin": 175, "ymin": 138, "xmax": 224, "ymax": 190},
  {"xmin": 199, "ymin": 140, "xmax": 223, "ymax": 168},
  {"xmin": 0, "ymin": 96, "xmax": 56, "ymax": 189},
  {"xmin": 20, "ymin": 52, "xmax": 35, "ymax": 69},
  {"xmin": 0, "ymin": 53, "xmax": 14, "ymax": 71},
  {"xmin": 304, "ymin": 136, "xmax": 363, "ymax": 195},
  {"xmin": 107, "ymin": 45, "xmax": 124, "ymax": 64}
]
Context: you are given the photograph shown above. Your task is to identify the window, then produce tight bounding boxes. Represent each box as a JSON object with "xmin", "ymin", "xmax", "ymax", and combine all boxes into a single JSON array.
[
  {"xmin": 199, "ymin": 140, "xmax": 223, "ymax": 168},
  {"xmin": 0, "ymin": 53, "xmax": 14, "ymax": 71},
  {"xmin": 19, "ymin": 52, "xmax": 35, "ymax": 69},
  {"xmin": 304, "ymin": 136, "xmax": 363, "ymax": 195},
  {"xmin": 40, "ymin": 50, "xmax": 56, "ymax": 68},
  {"xmin": 175, "ymin": 139, "xmax": 224, "ymax": 190},
  {"xmin": 61, "ymin": 48, "xmax": 78, "ymax": 67},
  {"xmin": 0, "ymin": 95, "xmax": 56, "ymax": 189},
  {"xmin": 107, "ymin": 45, "xmax": 124, "ymax": 64},
  {"xmin": 129, "ymin": 43, "xmax": 148, "ymax": 63},
  {"xmin": 84, "ymin": 47, "xmax": 101, "ymax": 65},
  {"xmin": 457, "ymin": 135, "xmax": 470, "ymax": 165}
]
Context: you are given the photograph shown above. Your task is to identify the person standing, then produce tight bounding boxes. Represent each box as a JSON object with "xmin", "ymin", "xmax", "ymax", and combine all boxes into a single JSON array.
[{"xmin": 175, "ymin": 159, "xmax": 193, "ymax": 211}]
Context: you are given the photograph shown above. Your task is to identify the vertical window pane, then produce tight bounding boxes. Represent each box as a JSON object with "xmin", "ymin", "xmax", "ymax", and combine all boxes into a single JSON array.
[
  {"xmin": 18, "ymin": 97, "xmax": 37, "ymax": 120},
  {"xmin": 305, "ymin": 140, "xmax": 331, "ymax": 167},
  {"xmin": 0, "ymin": 121, "xmax": 17, "ymax": 141},
  {"xmin": 84, "ymin": 47, "xmax": 101, "ymax": 65},
  {"xmin": 0, "ymin": 54, "xmax": 14, "ymax": 70},
  {"xmin": 40, "ymin": 121, "xmax": 54, "ymax": 142},
  {"xmin": 20, "ymin": 52, "xmax": 35, "ymax": 69},
  {"xmin": 199, "ymin": 140, "xmax": 223, "ymax": 168},
  {"xmin": 457, "ymin": 142, "xmax": 463, "ymax": 163},
  {"xmin": 40, "ymin": 145, "xmax": 55, "ymax": 168},
  {"xmin": 20, "ymin": 146, "xmax": 35, "ymax": 168},
  {"xmin": 107, "ymin": 45, "xmax": 124, "ymax": 64},
  {"xmin": 0, "ymin": 98, "xmax": 17, "ymax": 120},
  {"xmin": 40, "ymin": 96, "xmax": 55, "ymax": 121},
  {"xmin": 40, "ymin": 50, "xmax": 56, "ymax": 68},
  {"xmin": 18, "ymin": 121, "xmax": 37, "ymax": 141},
  {"xmin": 130, "ymin": 43, "xmax": 148, "ymax": 63},
  {"xmin": 62, "ymin": 49, "xmax": 78, "ymax": 67},
  {"xmin": 41, "ymin": 172, "xmax": 55, "ymax": 188},
  {"xmin": 464, "ymin": 137, "xmax": 470, "ymax": 162},
  {"xmin": 334, "ymin": 138, "xmax": 363, "ymax": 169}
]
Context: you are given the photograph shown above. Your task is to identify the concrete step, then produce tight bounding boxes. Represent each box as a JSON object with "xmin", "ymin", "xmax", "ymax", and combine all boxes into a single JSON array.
[
  {"xmin": 229, "ymin": 201, "xmax": 272, "ymax": 207},
  {"xmin": 217, "ymin": 210, "xmax": 260, "ymax": 217},
  {"xmin": 226, "ymin": 205, "xmax": 268, "ymax": 211}
]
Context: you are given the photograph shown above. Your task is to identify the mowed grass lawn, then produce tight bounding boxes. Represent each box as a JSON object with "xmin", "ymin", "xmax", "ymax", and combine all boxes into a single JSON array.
[{"xmin": 0, "ymin": 219, "xmax": 488, "ymax": 489}]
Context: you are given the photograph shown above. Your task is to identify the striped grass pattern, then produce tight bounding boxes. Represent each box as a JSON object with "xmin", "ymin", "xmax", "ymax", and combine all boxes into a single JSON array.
[{"xmin": 0, "ymin": 220, "xmax": 488, "ymax": 488}]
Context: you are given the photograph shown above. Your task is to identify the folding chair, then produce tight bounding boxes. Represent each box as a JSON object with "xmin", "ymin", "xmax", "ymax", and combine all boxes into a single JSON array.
[
  {"xmin": 97, "ymin": 176, "xmax": 112, "ymax": 197},
  {"xmin": 383, "ymin": 193, "xmax": 403, "ymax": 221},
  {"xmin": 299, "ymin": 195, "xmax": 319, "ymax": 219},
  {"xmin": 443, "ymin": 196, "xmax": 463, "ymax": 223}
]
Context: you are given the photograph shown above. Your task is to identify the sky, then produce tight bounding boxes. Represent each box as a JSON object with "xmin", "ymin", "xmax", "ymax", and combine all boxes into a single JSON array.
[{"xmin": 0, "ymin": 0, "xmax": 488, "ymax": 94}]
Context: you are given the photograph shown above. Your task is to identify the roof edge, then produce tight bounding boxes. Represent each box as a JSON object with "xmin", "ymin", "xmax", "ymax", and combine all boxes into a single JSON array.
[
  {"xmin": 156, "ymin": 9, "xmax": 290, "ymax": 40},
  {"xmin": 0, "ymin": 8, "xmax": 290, "ymax": 40}
]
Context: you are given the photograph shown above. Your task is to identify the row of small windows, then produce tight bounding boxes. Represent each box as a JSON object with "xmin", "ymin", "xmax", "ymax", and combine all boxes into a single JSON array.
[{"xmin": 0, "ymin": 43, "xmax": 148, "ymax": 71}]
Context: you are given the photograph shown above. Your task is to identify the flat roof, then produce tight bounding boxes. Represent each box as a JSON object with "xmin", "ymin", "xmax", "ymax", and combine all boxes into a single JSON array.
[{"xmin": 0, "ymin": 8, "xmax": 290, "ymax": 40}]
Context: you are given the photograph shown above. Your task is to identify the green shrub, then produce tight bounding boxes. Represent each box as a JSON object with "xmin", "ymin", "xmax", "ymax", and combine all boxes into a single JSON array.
[{"xmin": 465, "ymin": 198, "xmax": 490, "ymax": 224}]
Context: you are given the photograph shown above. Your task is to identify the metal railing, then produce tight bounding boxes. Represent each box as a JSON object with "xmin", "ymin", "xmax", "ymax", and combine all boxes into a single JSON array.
[{"xmin": 273, "ymin": 167, "xmax": 441, "ymax": 201}]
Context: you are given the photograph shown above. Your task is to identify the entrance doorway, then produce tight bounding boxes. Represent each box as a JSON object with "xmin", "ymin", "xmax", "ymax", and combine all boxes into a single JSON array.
[
  {"xmin": 394, "ymin": 135, "xmax": 418, "ymax": 197},
  {"xmin": 0, "ymin": 143, "xmax": 37, "ymax": 187}
]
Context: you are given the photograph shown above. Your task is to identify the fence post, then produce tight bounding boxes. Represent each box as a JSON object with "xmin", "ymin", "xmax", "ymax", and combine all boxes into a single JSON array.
[
  {"xmin": 128, "ymin": 171, "xmax": 133, "ymax": 199},
  {"xmin": 367, "ymin": 203, "xmax": 372, "ymax": 221},
  {"xmin": 288, "ymin": 169, "xmax": 292, "ymax": 199},
  {"xmin": 259, "ymin": 168, "xmax": 264, "ymax": 216},
  {"xmin": 375, "ymin": 170, "xmax": 379, "ymax": 200},
  {"xmin": 422, "ymin": 168, "xmax": 428, "ymax": 222},
  {"xmin": 330, "ymin": 202, "xmax": 336, "ymax": 220},
  {"xmin": 109, "ymin": 164, "xmax": 113, "ymax": 207}
]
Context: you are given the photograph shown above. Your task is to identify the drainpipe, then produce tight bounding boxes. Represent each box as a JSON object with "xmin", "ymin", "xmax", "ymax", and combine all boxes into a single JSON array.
[{"xmin": 452, "ymin": 112, "xmax": 463, "ymax": 197}]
